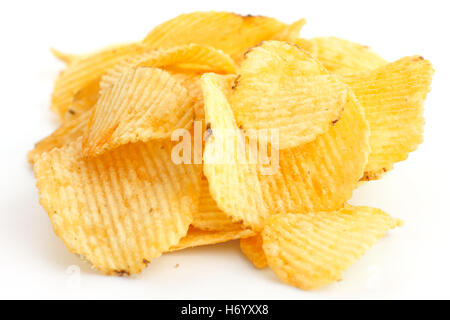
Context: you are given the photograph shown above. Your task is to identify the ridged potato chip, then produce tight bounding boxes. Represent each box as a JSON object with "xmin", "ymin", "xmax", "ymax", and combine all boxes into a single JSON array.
[
  {"xmin": 202, "ymin": 73, "xmax": 369, "ymax": 231},
  {"xmin": 28, "ymin": 110, "xmax": 90, "ymax": 164},
  {"xmin": 34, "ymin": 139, "xmax": 201, "ymax": 275},
  {"xmin": 192, "ymin": 178, "xmax": 244, "ymax": 232},
  {"xmin": 231, "ymin": 41, "xmax": 348, "ymax": 149},
  {"xmin": 51, "ymin": 42, "xmax": 147, "ymax": 119},
  {"xmin": 142, "ymin": 11, "xmax": 289, "ymax": 61},
  {"xmin": 240, "ymin": 235, "xmax": 267, "ymax": 269},
  {"xmin": 342, "ymin": 56, "xmax": 434, "ymax": 179},
  {"xmin": 100, "ymin": 44, "xmax": 237, "ymax": 93},
  {"xmin": 170, "ymin": 227, "xmax": 255, "ymax": 252},
  {"xmin": 202, "ymin": 73, "xmax": 269, "ymax": 230},
  {"xmin": 312, "ymin": 37, "xmax": 387, "ymax": 74},
  {"xmin": 83, "ymin": 67, "xmax": 195, "ymax": 157},
  {"xmin": 263, "ymin": 206, "xmax": 402, "ymax": 290}
]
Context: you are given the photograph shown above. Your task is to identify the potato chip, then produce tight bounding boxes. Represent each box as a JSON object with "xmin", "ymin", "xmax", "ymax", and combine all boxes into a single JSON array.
[
  {"xmin": 28, "ymin": 110, "xmax": 90, "ymax": 164},
  {"xmin": 312, "ymin": 37, "xmax": 387, "ymax": 74},
  {"xmin": 142, "ymin": 11, "xmax": 289, "ymax": 61},
  {"xmin": 51, "ymin": 42, "xmax": 147, "ymax": 119},
  {"xmin": 342, "ymin": 56, "xmax": 434, "ymax": 179},
  {"xmin": 170, "ymin": 227, "xmax": 255, "ymax": 252},
  {"xmin": 271, "ymin": 19, "xmax": 306, "ymax": 42},
  {"xmin": 231, "ymin": 41, "xmax": 347, "ymax": 149},
  {"xmin": 262, "ymin": 206, "xmax": 402, "ymax": 290},
  {"xmin": 202, "ymin": 73, "xmax": 369, "ymax": 231},
  {"xmin": 192, "ymin": 178, "xmax": 244, "ymax": 232},
  {"xmin": 51, "ymin": 48, "xmax": 78, "ymax": 65},
  {"xmin": 83, "ymin": 67, "xmax": 195, "ymax": 157},
  {"xmin": 202, "ymin": 73, "xmax": 270, "ymax": 230},
  {"xmin": 34, "ymin": 139, "xmax": 201, "ymax": 275},
  {"xmin": 65, "ymin": 80, "xmax": 100, "ymax": 121},
  {"xmin": 100, "ymin": 44, "xmax": 237, "ymax": 93},
  {"xmin": 240, "ymin": 235, "xmax": 267, "ymax": 269}
]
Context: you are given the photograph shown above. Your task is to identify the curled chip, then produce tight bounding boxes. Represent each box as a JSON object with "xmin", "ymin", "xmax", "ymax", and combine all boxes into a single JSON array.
[
  {"xmin": 143, "ymin": 11, "xmax": 290, "ymax": 60},
  {"xmin": 202, "ymin": 73, "xmax": 369, "ymax": 231},
  {"xmin": 28, "ymin": 110, "xmax": 90, "ymax": 164},
  {"xmin": 192, "ymin": 178, "xmax": 244, "ymax": 232},
  {"xmin": 262, "ymin": 206, "xmax": 403, "ymax": 290},
  {"xmin": 51, "ymin": 48, "xmax": 78, "ymax": 65},
  {"xmin": 231, "ymin": 41, "xmax": 347, "ymax": 149},
  {"xmin": 342, "ymin": 56, "xmax": 434, "ymax": 179},
  {"xmin": 83, "ymin": 67, "xmax": 195, "ymax": 157},
  {"xmin": 100, "ymin": 44, "xmax": 237, "ymax": 93},
  {"xmin": 51, "ymin": 42, "xmax": 147, "ymax": 118},
  {"xmin": 170, "ymin": 227, "xmax": 255, "ymax": 252},
  {"xmin": 34, "ymin": 139, "xmax": 201, "ymax": 275},
  {"xmin": 312, "ymin": 37, "xmax": 387, "ymax": 74},
  {"xmin": 240, "ymin": 235, "xmax": 267, "ymax": 269}
]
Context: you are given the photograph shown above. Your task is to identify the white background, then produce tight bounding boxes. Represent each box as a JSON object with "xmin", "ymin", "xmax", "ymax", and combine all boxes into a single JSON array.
[{"xmin": 0, "ymin": 0, "xmax": 449, "ymax": 300}]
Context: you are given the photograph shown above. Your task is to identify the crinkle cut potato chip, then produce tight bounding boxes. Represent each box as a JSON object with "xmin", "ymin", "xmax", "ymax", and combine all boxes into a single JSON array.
[
  {"xmin": 170, "ymin": 227, "xmax": 256, "ymax": 252},
  {"xmin": 51, "ymin": 42, "xmax": 147, "ymax": 119},
  {"xmin": 231, "ymin": 41, "xmax": 347, "ymax": 149},
  {"xmin": 143, "ymin": 11, "xmax": 293, "ymax": 61},
  {"xmin": 34, "ymin": 139, "xmax": 201, "ymax": 275},
  {"xmin": 28, "ymin": 110, "xmax": 90, "ymax": 164},
  {"xmin": 262, "ymin": 206, "xmax": 402, "ymax": 290},
  {"xmin": 312, "ymin": 37, "xmax": 387, "ymax": 74},
  {"xmin": 202, "ymin": 73, "xmax": 369, "ymax": 231},
  {"xmin": 83, "ymin": 67, "xmax": 195, "ymax": 157},
  {"xmin": 342, "ymin": 56, "xmax": 434, "ymax": 180},
  {"xmin": 99, "ymin": 44, "xmax": 237, "ymax": 93},
  {"xmin": 202, "ymin": 73, "xmax": 270, "ymax": 231},
  {"xmin": 192, "ymin": 178, "xmax": 244, "ymax": 232},
  {"xmin": 240, "ymin": 235, "xmax": 267, "ymax": 269}
]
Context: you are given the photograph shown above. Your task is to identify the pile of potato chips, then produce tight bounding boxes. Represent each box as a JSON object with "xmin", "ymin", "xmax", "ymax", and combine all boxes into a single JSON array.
[{"xmin": 29, "ymin": 11, "xmax": 434, "ymax": 290}]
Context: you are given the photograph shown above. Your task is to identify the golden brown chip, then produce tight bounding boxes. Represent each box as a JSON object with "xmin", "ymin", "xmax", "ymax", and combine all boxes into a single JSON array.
[
  {"xmin": 312, "ymin": 37, "xmax": 387, "ymax": 74},
  {"xmin": 34, "ymin": 139, "xmax": 201, "ymax": 275},
  {"xmin": 342, "ymin": 56, "xmax": 434, "ymax": 179},
  {"xmin": 99, "ymin": 44, "xmax": 237, "ymax": 93},
  {"xmin": 192, "ymin": 178, "xmax": 244, "ymax": 232},
  {"xmin": 51, "ymin": 42, "xmax": 147, "ymax": 119},
  {"xmin": 202, "ymin": 73, "xmax": 369, "ymax": 231},
  {"xmin": 231, "ymin": 41, "xmax": 347, "ymax": 149},
  {"xmin": 240, "ymin": 235, "xmax": 267, "ymax": 269},
  {"xmin": 262, "ymin": 206, "xmax": 402, "ymax": 290},
  {"xmin": 28, "ymin": 110, "xmax": 90, "ymax": 164},
  {"xmin": 83, "ymin": 67, "xmax": 195, "ymax": 157},
  {"xmin": 142, "ymin": 11, "xmax": 288, "ymax": 60},
  {"xmin": 170, "ymin": 227, "xmax": 255, "ymax": 252}
]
